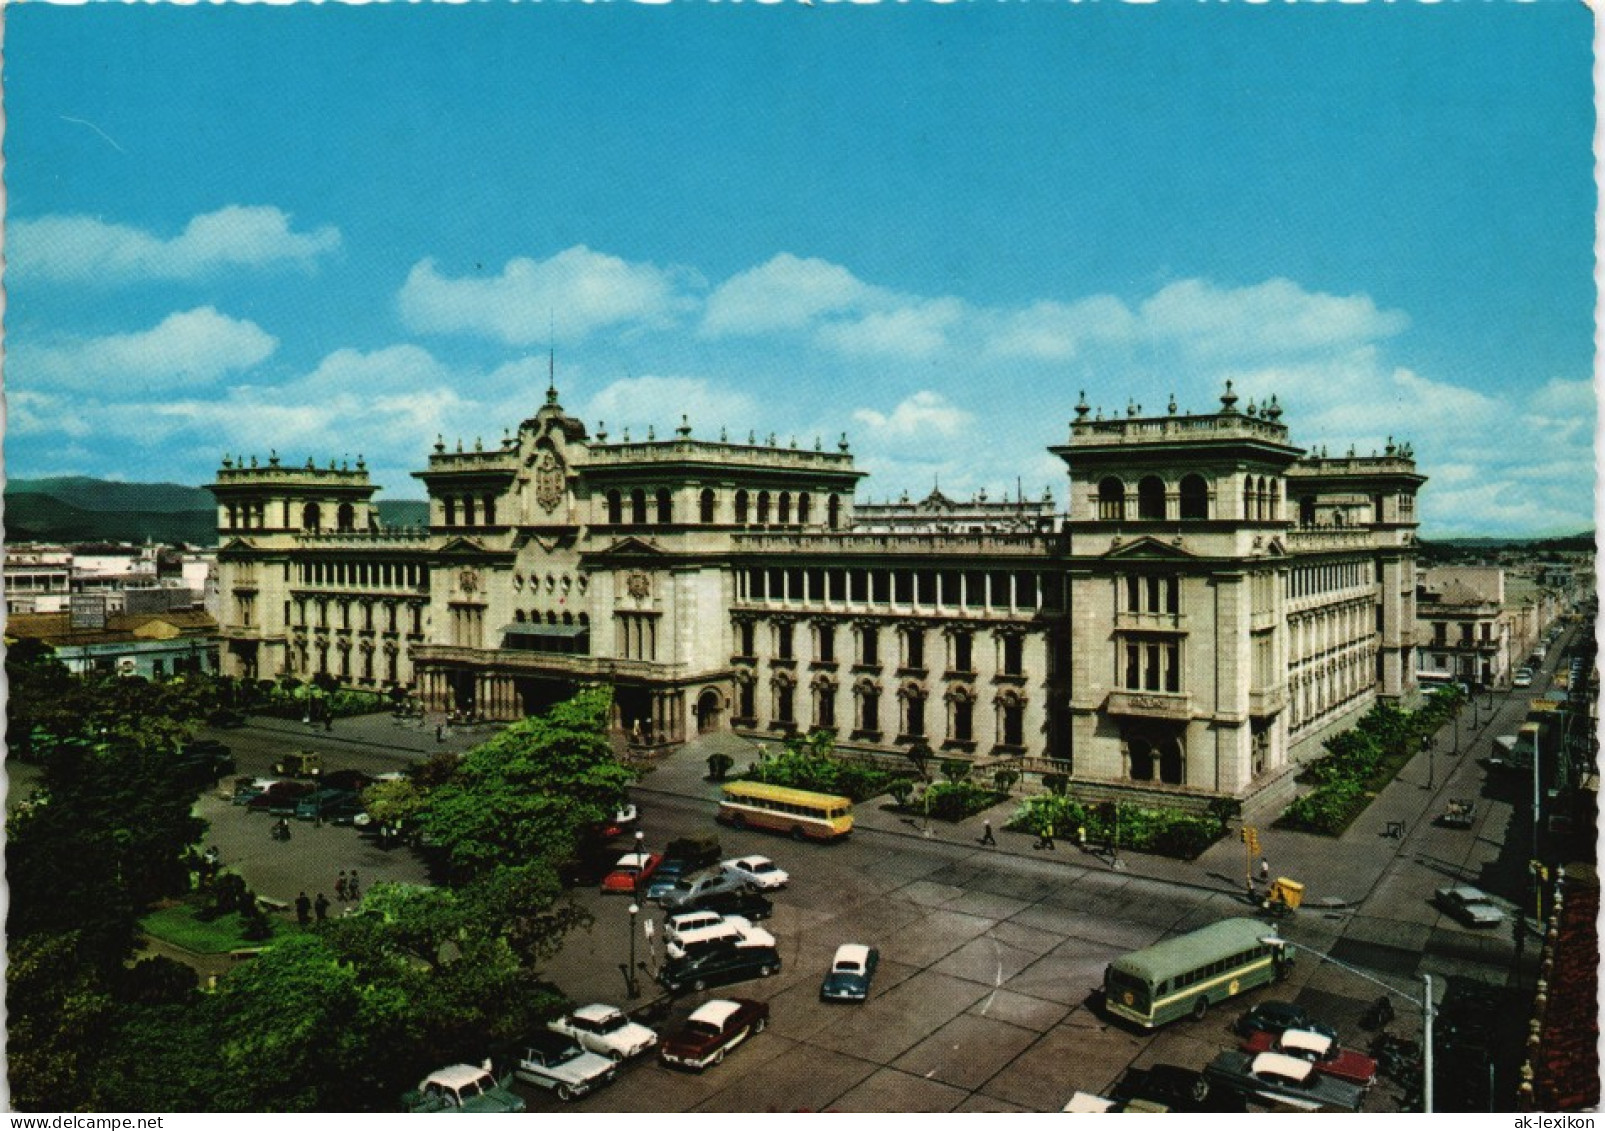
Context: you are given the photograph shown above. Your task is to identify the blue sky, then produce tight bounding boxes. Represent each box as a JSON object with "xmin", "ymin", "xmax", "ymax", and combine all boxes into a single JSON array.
[{"xmin": 7, "ymin": 2, "xmax": 1595, "ymax": 538}]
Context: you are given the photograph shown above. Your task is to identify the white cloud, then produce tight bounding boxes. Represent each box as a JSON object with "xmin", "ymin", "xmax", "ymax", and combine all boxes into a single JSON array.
[
  {"xmin": 819, "ymin": 299, "xmax": 966, "ymax": 358},
  {"xmin": 1139, "ymin": 277, "xmax": 1409, "ymax": 359},
  {"xmin": 701, "ymin": 254, "xmax": 876, "ymax": 336},
  {"xmin": 581, "ymin": 375, "xmax": 762, "ymax": 438},
  {"xmin": 852, "ymin": 390, "xmax": 971, "ymax": 439},
  {"xmin": 14, "ymin": 307, "xmax": 277, "ymax": 390},
  {"xmin": 10, "ymin": 206, "xmax": 340, "ymax": 283},
  {"xmin": 986, "ymin": 296, "xmax": 1138, "ymax": 361},
  {"xmin": 398, "ymin": 246, "xmax": 699, "ymax": 345}
]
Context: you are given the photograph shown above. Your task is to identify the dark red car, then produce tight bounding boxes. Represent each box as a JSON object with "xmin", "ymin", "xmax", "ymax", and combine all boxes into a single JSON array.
[
  {"xmin": 247, "ymin": 781, "xmax": 316, "ymax": 814},
  {"xmin": 659, "ymin": 998, "xmax": 768, "ymax": 1071},
  {"xmin": 1242, "ymin": 1028, "xmax": 1378, "ymax": 1087},
  {"xmin": 600, "ymin": 852, "xmax": 662, "ymax": 894}
]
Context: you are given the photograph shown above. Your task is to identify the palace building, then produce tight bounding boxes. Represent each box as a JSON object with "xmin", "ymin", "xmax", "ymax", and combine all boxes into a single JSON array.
[{"xmin": 209, "ymin": 379, "xmax": 1424, "ymax": 813}]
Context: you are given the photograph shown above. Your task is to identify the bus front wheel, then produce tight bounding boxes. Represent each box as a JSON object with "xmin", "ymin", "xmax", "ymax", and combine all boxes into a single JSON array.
[
  {"xmin": 730, "ymin": 813, "xmax": 745, "ymax": 830},
  {"xmin": 790, "ymin": 826, "xmax": 806, "ymax": 842},
  {"xmin": 1191, "ymin": 997, "xmax": 1209, "ymax": 1022}
]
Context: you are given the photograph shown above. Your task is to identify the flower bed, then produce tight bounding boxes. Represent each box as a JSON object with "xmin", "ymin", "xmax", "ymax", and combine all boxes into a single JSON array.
[
  {"xmin": 1006, "ymin": 794, "xmax": 1228, "ymax": 860},
  {"xmin": 889, "ymin": 781, "xmax": 1006, "ymax": 822}
]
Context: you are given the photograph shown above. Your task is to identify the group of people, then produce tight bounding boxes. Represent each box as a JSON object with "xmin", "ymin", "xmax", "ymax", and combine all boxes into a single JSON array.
[{"xmin": 293, "ymin": 872, "xmax": 361, "ymax": 926}]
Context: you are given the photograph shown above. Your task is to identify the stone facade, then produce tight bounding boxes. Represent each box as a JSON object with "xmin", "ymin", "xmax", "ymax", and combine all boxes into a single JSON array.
[{"xmin": 208, "ymin": 380, "xmax": 1424, "ymax": 808}]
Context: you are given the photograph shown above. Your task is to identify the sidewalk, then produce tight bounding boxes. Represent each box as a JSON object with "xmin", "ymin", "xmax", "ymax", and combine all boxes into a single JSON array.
[{"xmin": 632, "ymin": 695, "xmax": 1519, "ymax": 911}]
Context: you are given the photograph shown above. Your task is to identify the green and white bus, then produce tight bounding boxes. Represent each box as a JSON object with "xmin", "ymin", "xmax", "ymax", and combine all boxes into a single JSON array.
[{"xmin": 1104, "ymin": 917, "xmax": 1288, "ymax": 1028}]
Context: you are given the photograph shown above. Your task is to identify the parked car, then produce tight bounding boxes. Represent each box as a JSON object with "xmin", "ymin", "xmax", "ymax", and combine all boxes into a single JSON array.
[
  {"xmin": 659, "ymin": 998, "xmax": 768, "ymax": 1071},
  {"xmin": 724, "ymin": 854, "xmax": 789, "ymax": 890},
  {"xmin": 247, "ymin": 781, "xmax": 316, "ymax": 814},
  {"xmin": 599, "ymin": 803, "xmax": 639, "ymax": 838},
  {"xmin": 644, "ymin": 857, "xmax": 696, "ymax": 901},
  {"xmin": 658, "ymin": 866, "xmax": 756, "ymax": 911},
  {"xmin": 1203, "ymin": 1050, "xmax": 1366, "ymax": 1112},
  {"xmin": 295, "ymin": 787, "xmax": 360, "ymax": 821},
  {"xmin": 665, "ymin": 915, "xmax": 773, "ymax": 960},
  {"xmin": 231, "ymin": 776, "xmax": 279, "ymax": 805},
  {"xmin": 176, "ymin": 739, "xmax": 235, "ymax": 783},
  {"xmin": 1109, "ymin": 1064, "xmax": 1245, "ymax": 1113},
  {"xmin": 405, "ymin": 1063, "xmax": 527, "ymax": 1113},
  {"xmin": 664, "ymin": 909, "xmax": 747, "ymax": 944},
  {"xmin": 820, "ymin": 943, "xmax": 879, "ymax": 1002},
  {"xmin": 600, "ymin": 852, "xmax": 663, "ymax": 894},
  {"xmin": 657, "ymin": 941, "xmax": 781, "ymax": 994},
  {"xmin": 1235, "ymin": 1001, "xmax": 1338, "ymax": 1042},
  {"xmin": 1436, "ymin": 799, "xmax": 1476, "ymax": 829},
  {"xmin": 546, "ymin": 1003, "xmax": 657, "ymax": 1061},
  {"xmin": 321, "ymin": 768, "xmax": 377, "ymax": 793},
  {"xmin": 1435, "ymin": 885, "xmax": 1506, "ymax": 928},
  {"xmin": 1513, "ymin": 669, "xmax": 1534, "ymax": 688},
  {"xmin": 1242, "ymin": 1028, "xmax": 1378, "ymax": 1087},
  {"xmin": 513, "ymin": 1031, "xmax": 618, "ymax": 1101},
  {"xmin": 645, "ymin": 836, "xmax": 723, "ymax": 900},
  {"xmin": 682, "ymin": 887, "xmax": 774, "ymax": 922}
]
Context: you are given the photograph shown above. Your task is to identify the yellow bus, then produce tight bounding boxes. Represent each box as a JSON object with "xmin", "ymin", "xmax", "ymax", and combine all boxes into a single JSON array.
[
  {"xmin": 1104, "ymin": 918, "xmax": 1288, "ymax": 1028},
  {"xmin": 717, "ymin": 781, "xmax": 853, "ymax": 842}
]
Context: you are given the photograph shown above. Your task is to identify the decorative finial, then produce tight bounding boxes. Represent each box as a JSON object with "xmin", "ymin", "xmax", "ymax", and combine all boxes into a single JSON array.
[
  {"xmin": 1384, "ymin": 435, "xmax": 1396, "ymax": 455},
  {"xmin": 647, "ymin": 424, "xmax": 655, "ymax": 442},
  {"xmin": 1264, "ymin": 394, "xmax": 1283, "ymax": 422},
  {"xmin": 474, "ymin": 436, "xmax": 483, "ymax": 452},
  {"xmin": 814, "ymin": 435, "xmax": 822, "ymax": 451},
  {"xmin": 1220, "ymin": 380, "xmax": 1239, "ymax": 413},
  {"xmin": 222, "ymin": 455, "xmax": 233, "ymax": 469},
  {"xmin": 623, "ymin": 427, "xmax": 631, "ymax": 442},
  {"xmin": 269, "ymin": 449, "xmax": 280, "ymax": 467},
  {"xmin": 455, "ymin": 438, "xmax": 463, "ymax": 453},
  {"xmin": 720, "ymin": 425, "xmax": 728, "ymax": 442},
  {"xmin": 356, "ymin": 454, "xmax": 366, "ymax": 470},
  {"xmin": 435, "ymin": 434, "xmax": 446, "ymax": 454},
  {"xmin": 1246, "ymin": 398, "xmax": 1257, "ymax": 418},
  {"xmin": 1075, "ymin": 390, "xmax": 1090, "ymax": 420},
  {"xmin": 306, "ymin": 457, "xmax": 315, "ymax": 470},
  {"xmin": 838, "ymin": 432, "xmax": 850, "ymax": 452},
  {"xmin": 789, "ymin": 436, "xmax": 797, "ymax": 449},
  {"xmin": 748, "ymin": 430, "xmax": 757, "ymax": 445},
  {"xmin": 249, "ymin": 455, "xmax": 258, "ymax": 468},
  {"xmin": 677, "ymin": 414, "xmax": 692, "ymax": 438},
  {"xmin": 1127, "ymin": 399, "xmax": 1138, "ymax": 418},
  {"xmin": 1167, "ymin": 393, "xmax": 1177, "ymax": 415},
  {"xmin": 597, "ymin": 420, "xmax": 607, "ymax": 442}
]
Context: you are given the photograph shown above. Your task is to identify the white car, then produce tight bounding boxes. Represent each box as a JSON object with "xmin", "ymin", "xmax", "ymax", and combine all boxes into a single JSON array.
[
  {"xmin": 546, "ymin": 1003, "xmax": 657, "ymax": 1061},
  {"xmin": 1513, "ymin": 670, "xmax": 1533, "ymax": 688},
  {"xmin": 665, "ymin": 909, "xmax": 753, "ymax": 944},
  {"xmin": 725, "ymin": 854, "xmax": 789, "ymax": 891},
  {"xmin": 665, "ymin": 914, "xmax": 772, "ymax": 959}
]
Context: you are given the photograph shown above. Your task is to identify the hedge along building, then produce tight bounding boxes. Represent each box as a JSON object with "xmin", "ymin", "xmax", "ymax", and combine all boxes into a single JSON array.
[{"xmin": 209, "ymin": 378, "xmax": 1423, "ymax": 813}]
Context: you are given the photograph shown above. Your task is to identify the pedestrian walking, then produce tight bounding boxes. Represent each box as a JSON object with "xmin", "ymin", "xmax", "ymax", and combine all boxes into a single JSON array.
[
  {"xmin": 1042, "ymin": 822, "xmax": 1056, "ymax": 851},
  {"xmin": 1258, "ymin": 856, "xmax": 1270, "ymax": 883},
  {"xmin": 1076, "ymin": 825, "xmax": 1087, "ymax": 850},
  {"xmin": 436, "ymin": 724, "xmax": 444, "ymax": 743},
  {"xmin": 325, "ymin": 715, "xmax": 333, "ymax": 732},
  {"xmin": 314, "ymin": 892, "xmax": 330, "ymax": 922},
  {"xmin": 295, "ymin": 891, "xmax": 312, "ymax": 926},
  {"xmin": 980, "ymin": 819, "xmax": 997, "ymax": 846},
  {"xmin": 348, "ymin": 870, "xmax": 360, "ymax": 900},
  {"xmin": 336, "ymin": 870, "xmax": 348, "ymax": 901}
]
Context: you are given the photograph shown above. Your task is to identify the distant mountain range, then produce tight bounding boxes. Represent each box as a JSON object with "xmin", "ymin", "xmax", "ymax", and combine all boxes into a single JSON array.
[{"xmin": 5, "ymin": 477, "xmax": 429, "ymax": 546}]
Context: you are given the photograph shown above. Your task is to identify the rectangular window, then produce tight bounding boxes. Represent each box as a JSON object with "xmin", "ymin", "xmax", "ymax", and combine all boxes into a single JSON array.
[
  {"xmin": 906, "ymin": 629, "xmax": 925, "ymax": 670},
  {"xmin": 953, "ymin": 631, "xmax": 973, "ymax": 673},
  {"xmin": 777, "ymin": 623, "xmax": 794, "ymax": 660},
  {"xmin": 850, "ymin": 570, "xmax": 868, "ymax": 603},
  {"xmin": 872, "ymin": 572, "xmax": 890, "ymax": 604},
  {"xmin": 828, "ymin": 570, "xmax": 846, "ymax": 602},
  {"xmin": 740, "ymin": 622, "xmax": 755, "ymax": 657},
  {"xmin": 817, "ymin": 625, "xmax": 835, "ymax": 663},
  {"xmin": 894, "ymin": 572, "xmax": 913, "ymax": 604},
  {"xmin": 1126, "ymin": 643, "xmax": 1140, "ymax": 689},
  {"xmin": 861, "ymin": 627, "xmax": 879, "ymax": 667},
  {"xmin": 917, "ymin": 571, "xmax": 937, "ymax": 605},
  {"xmin": 1003, "ymin": 635, "xmax": 1024, "ymax": 676}
]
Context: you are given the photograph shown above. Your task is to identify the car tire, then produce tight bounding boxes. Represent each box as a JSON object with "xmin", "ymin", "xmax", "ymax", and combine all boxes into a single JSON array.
[
  {"xmin": 1191, "ymin": 997, "xmax": 1209, "ymax": 1022},
  {"xmin": 556, "ymin": 1085, "xmax": 574, "ymax": 1102},
  {"xmin": 713, "ymin": 1049, "xmax": 725, "ymax": 1066},
  {"xmin": 790, "ymin": 826, "xmax": 806, "ymax": 842},
  {"xmin": 730, "ymin": 813, "xmax": 746, "ymax": 830}
]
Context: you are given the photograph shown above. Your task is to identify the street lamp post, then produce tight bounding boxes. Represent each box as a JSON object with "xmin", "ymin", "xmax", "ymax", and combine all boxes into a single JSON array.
[
  {"xmin": 1261, "ymin": 935, "xmax": 1433, "ymax": 1113},
  {"xmin": 625, "ymin": 902, "xmax": 641, "ymax": 999}
]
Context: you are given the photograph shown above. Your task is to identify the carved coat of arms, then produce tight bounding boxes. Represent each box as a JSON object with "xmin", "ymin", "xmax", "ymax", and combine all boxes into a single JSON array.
[{"xmin": 534, "ymin": 449, "xmax": 565, "ymax": 513}]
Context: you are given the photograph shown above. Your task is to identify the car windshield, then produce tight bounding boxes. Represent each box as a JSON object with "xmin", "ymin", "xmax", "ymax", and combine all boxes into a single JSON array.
[
  {"xmin": 551, "ymin": 1045, "xmax": 582, "ymax": 1064},
  {"xmin": 834, "ymin": 960, "xmax": 862, "ymax": 973},
  {"xmin": 685, "ymin": 1021, "xmax": 721, "ymax": 1038},
  {"xmin": 748, "ymin": 861, "xmax": 775, "ymax": 873},
  {"xmin": 595, "ymin": 1013, "xmax": 626, "ymax": 1032}
]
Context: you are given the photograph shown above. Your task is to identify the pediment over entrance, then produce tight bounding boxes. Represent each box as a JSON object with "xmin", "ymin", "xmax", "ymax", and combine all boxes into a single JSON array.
[
  {"xmin": 587, "ymin": 536, "xmax": 668, "ymax": 560},
  {"xmin": 1101, "ymin": 535, "xmax": 1197, "ymax": 561}
]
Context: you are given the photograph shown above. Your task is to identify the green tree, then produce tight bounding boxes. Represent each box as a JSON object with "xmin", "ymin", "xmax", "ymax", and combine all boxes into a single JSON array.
[
  {"xmin": 6, "ymin": 931, "xmax": 116, "ymax": 1111},
  {"xmin": 418, "ymin": 688, "xmax": 635, "ymax": 881}
]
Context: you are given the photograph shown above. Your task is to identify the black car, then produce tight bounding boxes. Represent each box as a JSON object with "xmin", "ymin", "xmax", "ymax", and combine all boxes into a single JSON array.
[
  {"xmin": 1235, "ymin": 1001, "xmax": 1338, "ymax": 1042},
  {"xmin": 682, "ymin": 887, "xmax": 774, "ymax": 922},
  {"xmin": 657, "ymin": 942, "xmax": 781, "ymax": 994},
  {"xmin": 1110, "ymin": 1065, "xmax": 1246, "ymax": 1113},
  {"xmin": 176, "ymin": 740, "xmax": 235, "ymax": 784}
]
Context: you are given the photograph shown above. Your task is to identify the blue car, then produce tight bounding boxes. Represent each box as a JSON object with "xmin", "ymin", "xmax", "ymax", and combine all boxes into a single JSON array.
[{"xmin": 820, "ymin": 943, "xmax": 878, "ymax": 1002}]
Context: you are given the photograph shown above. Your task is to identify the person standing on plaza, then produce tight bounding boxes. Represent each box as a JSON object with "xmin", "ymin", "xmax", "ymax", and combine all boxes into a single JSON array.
[
  {"xmin": 314, "ymin": 892, "xmax": 330, "ymax": 922},
  {"xmin": 980, "ymin": 819, "xmax": 996, "ymax": 846},
  {"xmin": 336, "ymin": 870, "xmax": 348, "ymax": 901},
  {"xmin": 1259, "ymin": 856, "xmax": 1270, "ymax": 884},
  {"xmin": 348, "ymin": 870, "xmax": 360, "ymax": 901},
  {"xmin": 295, "ymin": 892, "xmax": 312, "ymax": 926}
]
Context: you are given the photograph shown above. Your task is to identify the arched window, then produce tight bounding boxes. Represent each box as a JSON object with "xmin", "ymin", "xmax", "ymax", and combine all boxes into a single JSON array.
[
  {"xmin": 630, "ymin": 488, "xmax": 647, "ymax": 525},
  {"xmin": 757, "ymin": 491, "xmax": 771, "ymax": 524},
  {"xmin": 1244, "ymin": 476, "xmax": 1255, "ymax": 521},
  {"xmin": 778, "ymin": 492, "xmax": 792, "ymax": 524},
  {"xmin": 1137, "ymin": 476, "xmax": 1166, "ymax": 521},
  {"xmin": 302, "ymin": 503, "xmax": 322, "ymax": 531},
  {"xmin": 1097, "ymin": 477, "xmax": 1125, "ymax": 521},
  {"xmin": 827, "ymin": 494, "xmax": 841, "ymax": 530},
  {"xmin": 700, "ymin": 488, "xmax": 717, "ymax": 524},
  {"xmin": 1269, "ymin": 481, "xmax": 1281, "ymax": 522},
  {"xmin": 798, "ymin": 493, "xmax": 812, "ymax": 525},
  {"xmin": 336, "ymin": 504, "xmax": 355, "ymax": 532},
  {"xmin": 1179, "ymin": 474, "xmax": 1209, "ymax": 520},
  {"xmin": 483, "ymin": 495, "xmax": 497, "ymax": 526},
  {"xmin": 1129, "ymin": 737, "xmax": 1155, "ymax": 781},
  {"xmin": 1298, "ymin": 496, "xmax": 1315, "ymax": 527},
  {"xmin": 735, "ymin": 490, "xmax": 750, "ymax": 524},
  {"xmin": 463, "ymin": 496, "xmax": 476, "ymax": 526},
  {"xmin": 606, "ymin": 490, "xmax": 623, "ymax": 525},
  {"xmin": 656, "ymin": 488, "xmax": 673, "ymax": 524},
  {"xmin": 1256, "ymin": 476, "xmax": 1268, "ymax": 521}
]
